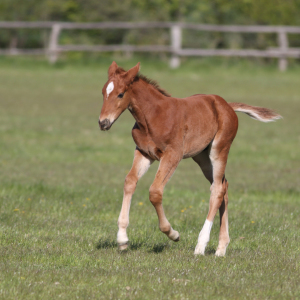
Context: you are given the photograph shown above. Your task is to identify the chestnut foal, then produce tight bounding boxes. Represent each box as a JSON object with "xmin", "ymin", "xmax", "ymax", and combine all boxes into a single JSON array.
[{"xmin": 99, "ymin": 62, "xmax": 281, "ymax": 256}]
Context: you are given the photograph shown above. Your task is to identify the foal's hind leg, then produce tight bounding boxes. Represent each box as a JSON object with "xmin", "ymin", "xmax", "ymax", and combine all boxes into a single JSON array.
[
  {"xmin": 215, "ymin": 178, "xmax": 230, "ymax": 256},
  {"xmin": 117, "ymin": 148, "xmax": 153, "ymax": 250},
  {"xmin": 193, "ymin": 145, "xmax": 231, "ymax": 256}
]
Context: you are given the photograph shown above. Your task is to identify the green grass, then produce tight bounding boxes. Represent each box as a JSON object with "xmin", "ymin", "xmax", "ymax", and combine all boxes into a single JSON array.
[{"xmin": 0, "ymin": 56, "xmax": 299, "ymax": 299}]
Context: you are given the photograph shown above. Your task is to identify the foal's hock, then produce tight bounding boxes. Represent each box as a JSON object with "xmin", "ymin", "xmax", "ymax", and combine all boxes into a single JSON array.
[{"xmin": 99, "ymin": 62, "xmax": 282, "ymax": 256}]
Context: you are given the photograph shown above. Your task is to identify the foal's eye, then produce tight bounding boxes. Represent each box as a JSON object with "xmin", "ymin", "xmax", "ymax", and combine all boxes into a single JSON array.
[{"xmin": 118, "ymin": 93, "xmax": 124, "ymax": 98}]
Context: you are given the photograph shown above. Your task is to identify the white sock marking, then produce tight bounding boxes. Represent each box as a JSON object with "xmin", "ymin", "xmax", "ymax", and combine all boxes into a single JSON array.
[
  {"xmin": 117, "ymin": 229, "xmax": 128, "ymax": 244},
  {"xmin": 106, "ymin": 82, "xmax": 114, "ymax": 99},
  {"xmin": 194, "ymin": 219, "xmax": 213, "ymax": 255}
]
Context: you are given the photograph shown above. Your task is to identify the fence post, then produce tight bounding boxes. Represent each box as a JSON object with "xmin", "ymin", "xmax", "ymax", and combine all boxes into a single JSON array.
[
  {"xmin": 48, "ymin": 23, "xmax": 61, "ymax": 64},
  {"xmin": 170, "ymin": 25, "xmax": 182, "ymax": 68},
  {"xmin": 9, "ymin": 36, "xmax": 18, "ymax": 55},
  {"xmin": 277, "ymin": 29, "xmax": 288, "ymax": 71}
]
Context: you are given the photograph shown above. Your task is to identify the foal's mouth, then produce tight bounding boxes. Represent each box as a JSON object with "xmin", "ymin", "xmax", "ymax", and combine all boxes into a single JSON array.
[{"xmin": 98, "ymin": 119, "xmax": 113, "ymax": 131}]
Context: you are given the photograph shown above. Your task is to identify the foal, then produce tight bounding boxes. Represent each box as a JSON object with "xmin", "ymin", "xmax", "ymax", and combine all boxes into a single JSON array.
[{"xmin": 99, "ymin": 62, "xmax": 281, "ymax": 256}]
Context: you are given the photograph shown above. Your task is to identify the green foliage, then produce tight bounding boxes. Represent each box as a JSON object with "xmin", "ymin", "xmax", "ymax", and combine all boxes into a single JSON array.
[
  {"xmin": 1, "ymin": 0, "xmax": 300, "ymax": 51},
  {"xmin": 0, "ymin": 56, "xmax": 299, "ymax": 298},
  {"xmin": 2, "ymin": 0, "xmax": 300, "ymax": 24}
]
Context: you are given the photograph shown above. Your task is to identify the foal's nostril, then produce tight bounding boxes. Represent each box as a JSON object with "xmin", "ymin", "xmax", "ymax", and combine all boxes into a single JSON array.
[{"xmin": 99, "ymin": 119, "xmax": 111, "ymax": 131}]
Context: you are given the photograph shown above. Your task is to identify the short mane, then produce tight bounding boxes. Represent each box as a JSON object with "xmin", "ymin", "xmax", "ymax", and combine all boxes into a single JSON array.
[
  {"xmin": 135, "ymin": 74, "xmax": 171, "ymax": 97},
  {"xmin": 114, "ymin": 67, "xmax": 171, "ymax": 97}
]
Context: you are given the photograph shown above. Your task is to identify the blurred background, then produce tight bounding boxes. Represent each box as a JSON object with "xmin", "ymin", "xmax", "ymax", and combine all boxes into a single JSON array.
[{"xmin": 0, "ymin": 0, "xmax": 300, "ymax": 66}]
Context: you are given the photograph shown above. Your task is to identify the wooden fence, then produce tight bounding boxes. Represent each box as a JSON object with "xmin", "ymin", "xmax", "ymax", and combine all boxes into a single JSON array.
[{"xmin": 0, "ymin": 21, "xmax": 300, "ymax": 71}]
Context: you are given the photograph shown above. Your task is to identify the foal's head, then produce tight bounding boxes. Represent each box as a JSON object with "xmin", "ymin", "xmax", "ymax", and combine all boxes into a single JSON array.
[{"xmin": 99, "ymin": 61, "xmax": 140, "ymax": 131}]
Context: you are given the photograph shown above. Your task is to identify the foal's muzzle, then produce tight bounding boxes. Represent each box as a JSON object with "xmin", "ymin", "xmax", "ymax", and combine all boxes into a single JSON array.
[{"xmin": 99, "ymin": 119, "xmax": 112, "ymax": 131}]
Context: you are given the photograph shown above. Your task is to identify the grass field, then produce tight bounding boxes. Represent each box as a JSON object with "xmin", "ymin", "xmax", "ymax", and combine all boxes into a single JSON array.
[{"xmin": 0, "ymin": 56, "xmax": 299, "ymax": 299}]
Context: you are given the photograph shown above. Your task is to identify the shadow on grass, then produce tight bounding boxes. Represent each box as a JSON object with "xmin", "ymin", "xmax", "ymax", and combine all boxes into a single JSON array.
[
  {"xmin": 205, "ymin": 246, "xmax": 216, "ymax": 255},
  {"xmin": 130, "ymin": 241, "xmax": 144, "ymax": 250},
  {"xmin": 131, "ymin": 242, "xmax": 169, "ymax": 253},
  {"xmin": 96, "ymin": 239, "xmax": 145, "ymax": 251},
  {"xmin": 96, "ymin": 239, "xmax": 118, "ymax": 249},
  {"xmin": 149, "ymin": 243, "xmax": 168, "ymax": 253},
  {"xmin": 96, "ymin": 238, "xmax": 168, "ymax": 253}
]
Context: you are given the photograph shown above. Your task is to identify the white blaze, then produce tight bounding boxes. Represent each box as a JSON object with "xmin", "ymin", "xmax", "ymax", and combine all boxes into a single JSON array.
[{"xmin": 106, "ymin": 82, "xmax": 114, "ymax": 99}]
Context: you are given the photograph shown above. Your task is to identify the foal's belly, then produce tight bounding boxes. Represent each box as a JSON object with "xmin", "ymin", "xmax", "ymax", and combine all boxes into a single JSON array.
[
  {"xmin": 182, "ymin": 137, "xmax": 213, "ymax": 159},
  {"xmin": 182, "ymin": 117, "xmax": 217, "ymax": 158}
]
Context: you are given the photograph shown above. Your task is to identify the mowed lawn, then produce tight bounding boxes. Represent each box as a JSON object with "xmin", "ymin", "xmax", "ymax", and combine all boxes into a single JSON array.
[{"xmin": 0, "ymin": 57, "xmax": 299, "ymax": 299}]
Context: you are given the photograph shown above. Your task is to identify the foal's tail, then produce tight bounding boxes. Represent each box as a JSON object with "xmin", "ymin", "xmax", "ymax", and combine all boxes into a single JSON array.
[{"xmin": 229, "ymin": 102, "xmax": 282, "ymax": 123}]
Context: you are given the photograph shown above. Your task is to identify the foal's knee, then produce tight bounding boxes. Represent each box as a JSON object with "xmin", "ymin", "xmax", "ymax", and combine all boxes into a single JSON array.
[{"xmin": 124, "ymin": 174, "xmax": 137, "ymax": 194}]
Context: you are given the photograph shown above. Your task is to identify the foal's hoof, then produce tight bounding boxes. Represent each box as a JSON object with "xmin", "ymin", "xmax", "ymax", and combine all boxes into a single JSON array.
[
  {"xmin": 118, "ymin": 242, "xmax": 128, "ymax": 251},
  {"xmin": 168, "ymin": 229, "xmax": 180, "ymax": 242},
  {"xmin": 194, "ymin": 244, "xmax": 205, "ymax": 256},
  {"xmin": 215, "ymin": 248, "xmax": 226, "ymax": 257},
  {"xmin": 174, "ymin": 236, "xmax": 180, "ymax": 242}
]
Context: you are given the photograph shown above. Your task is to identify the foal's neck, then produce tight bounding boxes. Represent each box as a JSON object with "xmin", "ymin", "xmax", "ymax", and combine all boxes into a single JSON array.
[{"xmin": 128, "ymin": 80, "xmax": 165, "ymax": 133}]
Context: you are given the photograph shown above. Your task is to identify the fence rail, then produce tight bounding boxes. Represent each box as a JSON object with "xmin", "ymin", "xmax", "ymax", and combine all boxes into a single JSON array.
[{"xmin": 1, "ymin": 21, "xmax": 300, "ymax": 70}]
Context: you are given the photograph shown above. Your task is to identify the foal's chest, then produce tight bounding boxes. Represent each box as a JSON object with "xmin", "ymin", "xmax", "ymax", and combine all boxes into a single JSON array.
[{"xmin": 131, "ymin": 124, "xmax": 163, "ymax": 160}]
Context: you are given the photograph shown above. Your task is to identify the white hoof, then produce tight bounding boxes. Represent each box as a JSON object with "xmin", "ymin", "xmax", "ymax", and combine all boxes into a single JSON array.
[
  {"xmin": 117, "ymin": 231, "xmax": 128, "ymax": 248},
  {"xmin": 215, "ymin": 247, "xmax": 226, "ymax": 257},
  {"xmin": 118, "ymin": 242, "xmax": 128, "ymax": 251},
  {"xmin": 168, "ymin": 229, "xmax": 180, "ymax": 242},
  {"xmin": 194, "ymin": 243, "xmax": 206, "ymax": 255}
]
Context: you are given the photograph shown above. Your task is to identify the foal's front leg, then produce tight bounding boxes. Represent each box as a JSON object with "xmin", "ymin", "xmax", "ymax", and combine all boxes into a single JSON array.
[
  {"xmin": 149, "ymin": 150, "xmax": 181, "ymax": 241},
  {"xmin": 117, "ymin": 149, "xmax": 153, "ymax": 250}
]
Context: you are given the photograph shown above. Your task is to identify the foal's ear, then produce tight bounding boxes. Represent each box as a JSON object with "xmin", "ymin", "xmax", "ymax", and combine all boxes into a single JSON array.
[
  {"xmin": 108, "ymin": 61, "xmax": 118, "ymax": 78},
  {"xmin": 122, "ymin": 62, "xmax": 140, "ymax": 85}
]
